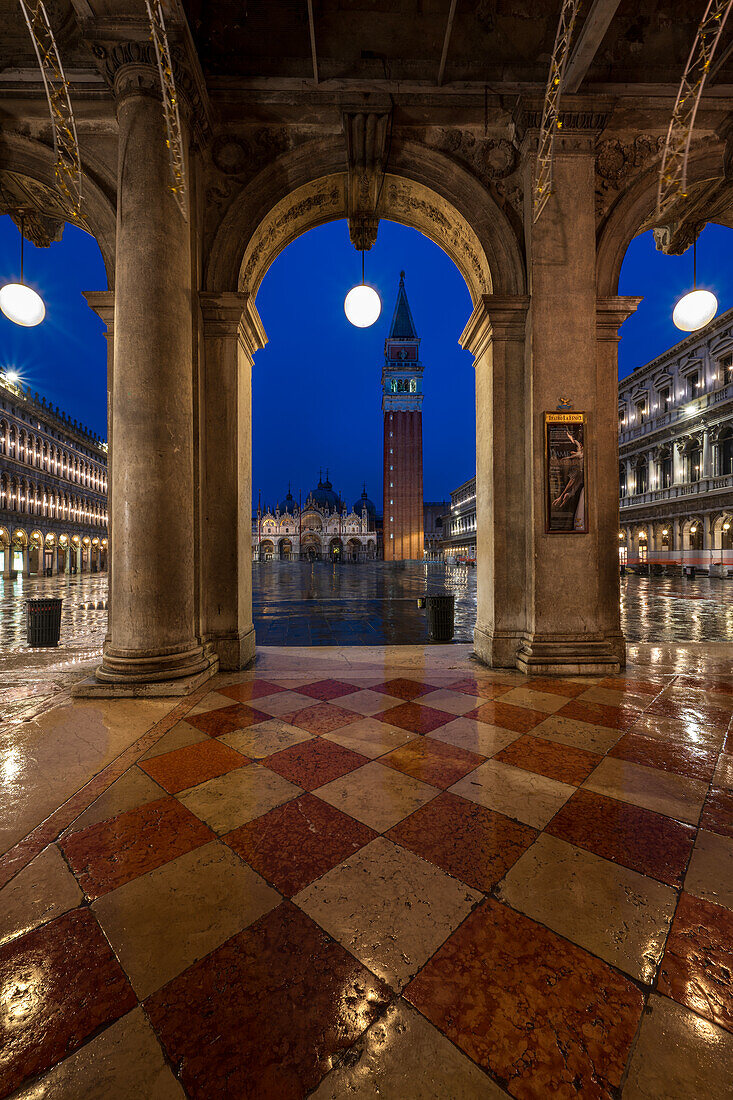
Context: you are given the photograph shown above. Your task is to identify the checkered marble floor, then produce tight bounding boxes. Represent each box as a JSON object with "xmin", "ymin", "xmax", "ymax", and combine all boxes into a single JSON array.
[{"xmin": 1, "ymin": 662, "xmax": 732, "ymax": 1098}]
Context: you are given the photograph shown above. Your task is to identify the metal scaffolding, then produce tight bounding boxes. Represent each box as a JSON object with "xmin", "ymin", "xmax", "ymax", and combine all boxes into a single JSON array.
[
  {"xmin": 533, "ymin": 0, "xmax": 581, "ymax": 223},
  {"xmin": 657, "ymin": 0, "xmax": 733, "ymax": 219},
  {"xmin": 145, "ymin": 0, "xmax": 188, "ymax": 219},
  {"xmin": 18, "ymin": 0, "xmax": 82, "ymax": 222}
]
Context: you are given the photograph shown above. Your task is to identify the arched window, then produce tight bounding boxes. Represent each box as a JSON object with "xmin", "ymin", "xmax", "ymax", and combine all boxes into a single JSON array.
[
  {"xmin": 687, "ymin": 445, "xmax": 702, "ymax": 482},
  {"xmin": 0, "ymin": 420, "xmax": 7, "ymax": 456},
  {"xmin": 619, "ymin": 463, "xmax": 626, "ymax": 498},
  {"xmin": 635, "ymin": 457, "xmax": 648, "ymax": 494},
  {"xmin": 8, "ymin": 425, "xmax": 16, "ymax": 458},
  {"xmin": 18, "ymin": 430, "xmax": 26, "ymax": 463},
  {"xmin": 720, "ymin": 427, "xmax": 733, "ymax": 476},
  {"xmin": 0, "ymin": 474, "xmax": 7, "ymax": 508}
]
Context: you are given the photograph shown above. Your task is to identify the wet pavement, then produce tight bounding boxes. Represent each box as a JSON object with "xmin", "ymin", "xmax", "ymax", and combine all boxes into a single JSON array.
[
  {"xmin": 0, "ymin": 646, "xmax": 731, "ymax": 1098},
  {"xmin": 253, "ymin": 561, "xmax": 477, "ymax": 644}
]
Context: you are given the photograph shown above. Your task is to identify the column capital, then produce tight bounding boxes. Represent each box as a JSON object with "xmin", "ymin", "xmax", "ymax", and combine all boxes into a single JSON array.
[
  {"xmin": 596, "ymin": 296, "xmax": 643, "ymax": 342},
  {"xmin": 460, "ymin": 295, "xmax": 530, "ymax": 359},
  {"xmin": 199, "ymin": 292, "xmax": 268, "ymax": 361},
  {"xmin": 84, "ymin": 290, "xmax": 115, "ymax": 332}
]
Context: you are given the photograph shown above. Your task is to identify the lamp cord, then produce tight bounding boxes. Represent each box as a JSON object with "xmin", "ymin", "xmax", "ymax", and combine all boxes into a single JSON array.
[
  {"xmin": 361, "ymin": 248, "xmax": 365, "ymax": 285},
  {"xmin": 20, "ymin": 214, "xmax": 24, "ymax": 285}
]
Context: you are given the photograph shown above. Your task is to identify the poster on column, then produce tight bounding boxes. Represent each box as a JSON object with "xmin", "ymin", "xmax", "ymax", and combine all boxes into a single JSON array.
[{"xmin": 545, "ymin": 412, "xmax": 587, "ymax": 533}]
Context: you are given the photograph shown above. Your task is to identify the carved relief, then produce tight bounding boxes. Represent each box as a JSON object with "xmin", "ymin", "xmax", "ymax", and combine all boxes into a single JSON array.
[
  {"xmin": 240, "ymin": 181, "xmax": 344, "ymax": 293},
  {"xmin": 595, "ymin": 135, "xmax": 665, "ymax": 218},
  {"xmin": 384, "ymin": 180, "xmax": 490, "ymax": 295}
]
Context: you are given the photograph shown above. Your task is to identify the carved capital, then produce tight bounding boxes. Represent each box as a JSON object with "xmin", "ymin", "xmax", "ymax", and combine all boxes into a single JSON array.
[
  {"xmin": 342, "ymin": 110, "xmax": 390, "ymax": 251},
  {"xmin": 199, "ymin": 292, "xmax": 267, "ymax": 362},
  {"xmin": 460, "ymin": 295, "xmax": 530, "ymax": 359},
  {"xmin": 596, "ymin": 296, "xmax": 643, "ymax": 343}
]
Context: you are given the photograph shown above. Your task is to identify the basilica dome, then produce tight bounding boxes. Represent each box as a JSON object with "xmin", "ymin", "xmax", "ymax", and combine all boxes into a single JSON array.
[
  {"xmin": 307, "ymin": 473, "xmax": 342, "ymax": 511},
  {"xmin": 353, "ymin": 487, "xmax": 376, "ymax": 520},
  {"xmin": 278, "ymin": 489, "xmax": 296, "ymax": 514}
]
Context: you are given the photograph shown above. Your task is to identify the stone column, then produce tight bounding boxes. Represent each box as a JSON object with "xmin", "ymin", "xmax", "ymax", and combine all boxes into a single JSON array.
[
  {"xmin": 93, "ymin": 56, "xmax": 213, "ymax": 690},
  {"xmin": 198, "ymin": 292, "xmax": 266, "ymax": 669},
  {"xmin": 460, "ymin": 295, "xmax": 530, "ymax": 667},
  {"xmin": 517, "ymin": 137, "xmax": 639, "ymax": 674},
  {"xmin": 22, "ymin": 545, "xmax": 30, "ymax": 576},
  {"xmin": 702, "ymin": 426, "xmax": 711, "ymax": 478}
]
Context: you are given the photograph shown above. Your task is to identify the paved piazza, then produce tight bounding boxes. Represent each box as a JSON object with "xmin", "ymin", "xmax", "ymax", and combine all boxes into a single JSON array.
[{"xmin": 0, "ymin": 645, "xmax": 731, "ymax": 1097}]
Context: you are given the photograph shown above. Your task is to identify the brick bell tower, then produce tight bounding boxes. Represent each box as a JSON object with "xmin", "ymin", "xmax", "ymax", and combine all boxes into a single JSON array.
[{"xmin": 382, "ymin": 271, "xmax": 424, "ymax": 561}]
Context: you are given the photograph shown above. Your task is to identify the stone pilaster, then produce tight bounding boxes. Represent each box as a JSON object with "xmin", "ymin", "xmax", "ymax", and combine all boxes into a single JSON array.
[
  {"xmin": 84, "ymin": 290, "xmax": 114, "ymax": 641},
  {"xmin": 199, "ymin": 292, "xmax": 267, "ymax": 669},
  {"xmin": 79, "ymin": 54, "xmax": 215, "ymax": 694},
  {"xmin": 460, "ymin": 295, "xmax": 530, "ymax": 668},
  {"xmin": 517, "ymin": 138, "xmax": 632, "ymax": 675}
]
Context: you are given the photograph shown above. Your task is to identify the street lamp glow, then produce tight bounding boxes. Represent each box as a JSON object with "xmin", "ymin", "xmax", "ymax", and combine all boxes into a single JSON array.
[
  {"xmin": 0, "ymin": 283, "xmax": 45, "ymax": 327},
  {"xmin": 344, "ymin": 283, "xmax": 381, "ymax": 328},
  {"xmin": 672, "ymin": 288, "xmax": 717, "ymax": 333},
  {"xmin": 5, "ymin": 369, "xmax": 20, "ymax": 384}
]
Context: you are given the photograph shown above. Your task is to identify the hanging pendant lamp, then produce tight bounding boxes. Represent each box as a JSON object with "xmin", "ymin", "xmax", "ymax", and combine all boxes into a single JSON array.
[
  {"xmin": 0, "ymin": 215, "xmax": 46, "ymax": 328},
  {"xmin": 672, "ymin": 236, "xmax": 717, "ymax": 333},
  {"xmin": 344, "ymin": 248, "xmax": 381, "ymax": 328}
]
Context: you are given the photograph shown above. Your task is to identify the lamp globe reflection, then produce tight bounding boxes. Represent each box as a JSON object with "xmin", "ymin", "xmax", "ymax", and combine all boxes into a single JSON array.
[
  {"xmin": 0, "ymin": 283, "xmax": 46, "ymax": 327},
  {"xmin": 672, "ymin": 289, "xmax": 717, "ymax": 333},
  {"xmin": 344, "ymin": 283, "xmax": 381, "ymax": 328}
]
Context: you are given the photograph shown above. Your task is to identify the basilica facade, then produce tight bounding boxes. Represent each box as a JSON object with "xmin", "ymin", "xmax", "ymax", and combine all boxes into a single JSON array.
[{"xmin": 253, "ymin": 475, "xmax": 378, "ymax": 562}]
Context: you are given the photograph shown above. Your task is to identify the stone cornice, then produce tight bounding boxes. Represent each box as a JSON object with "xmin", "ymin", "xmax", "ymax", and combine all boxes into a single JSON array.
[
  {"xmin": 199, "ymin": 292, "xmax": 268, "ymax": 360},
  {"xmin": 596, "ymin": 297, "xmax": 643, "ymax": 342}
]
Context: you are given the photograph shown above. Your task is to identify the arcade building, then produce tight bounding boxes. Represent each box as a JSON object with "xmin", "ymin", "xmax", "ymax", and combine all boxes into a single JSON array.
[{"xmin": 0, "ymin": 372, "xmax": 108, "ymax": 576}]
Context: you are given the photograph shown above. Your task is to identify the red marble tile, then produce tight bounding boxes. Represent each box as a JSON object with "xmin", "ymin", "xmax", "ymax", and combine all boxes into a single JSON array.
[
  {"xmin": 546, "ymin": 788, "xmax": 696, "ymax": 888},
  {"xmin": 140, "ymin": 739, "xmax": 249, "ymax": 794},
  {"xmin": 381, "ymin": 737, "xmax": 484, "ymax": 788},
  {"xmin": 677, "ymin": 676, "xmax": 733, "ymax": 696},
  {"xmin": 658, "ymin": 892, "xmax": 733, "ymax": 1034},
  {"xmin": 263, "ymin": 738, "xmax": 368, "ymax": 791},
  {"xmin": 557, "ymin": 699, "xmax": 640, "ymax": 732},
  {"xmin": 645, "ymin": 697, "xmax": 731, "ymax": 732},
  {"xmin": 281, "ymin": 702, "xmax": 359, "ymax": 735},
  {"xmin": 225, "ymin": 793, "xmax": 376, "ymax": 896},
  {"xmin": 0, "ymin": 908, "xmax": 136, "ymax": 1096},
  {"xmin": 725, "ymin": 729, "xmax": 733, "ymax": 755},
  {"xmin": 187, "ymin": 702, "xmax": 269, "ymax": 737},
  {"xmin": 494, "ymin": 734, "xmax": 600, "ymax": 786},
  {"xmin": 446, "ymin": 678, "xmax": 514, "ymax": 699},
  {"xmin": 466, "ymin": 699, "xmax": 547, "ymax": 734},
  {"xmin": 60, "ymin": 797, "xmax": 214, "ymax": 899},
  {"xmin": 145, "ymin": 901, "xmax": 391, "ymax": 1100},
  {"xmin": 217, "ymin": 680, "xmax": 286, "ymax": 703},
  {"xmin": 291, "ymin": 679, "xmax": 359, "ymax": 701},
  {"xmin": 374, "ymin": 701, "xmax": 456, "ymax": 736},
  {"xmin": 524, "ymin": 677, "xmax": 588, "ymax": 698},
  {"xmin": 405, "ymin": 898, "xmax": 643, "ymax": 1099},
  {"xmin": 387, "ymin": 791, "xmax": 536, "ymax": 892},
  {"xmin": 700, "ymin": 785, "xmax": 733, "ymax": 839},
  {"xmin": 608, "ymin": 732, "xmax": 717, "ymax": 783},
  {"xmin": 371, "ymin": 677, "xmax": 437, "ymax": 700}
]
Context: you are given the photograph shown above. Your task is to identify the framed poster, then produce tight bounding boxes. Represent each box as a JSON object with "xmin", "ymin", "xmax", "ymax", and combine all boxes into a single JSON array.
[{"xmin": 545, "ymin": 411, "xmax": 587, "ymax": 533}]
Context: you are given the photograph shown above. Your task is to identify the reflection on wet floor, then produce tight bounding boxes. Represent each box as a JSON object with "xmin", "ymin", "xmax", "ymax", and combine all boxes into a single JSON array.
[{"xmin": 2, "ymin": 566, "xmax": 733, "ymax": 650}]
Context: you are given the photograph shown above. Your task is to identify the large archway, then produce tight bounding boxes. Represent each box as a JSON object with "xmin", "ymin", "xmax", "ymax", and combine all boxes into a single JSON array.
[{"xmin": 198, "ymin": 148, "xmax": 535, "ymax": 672}]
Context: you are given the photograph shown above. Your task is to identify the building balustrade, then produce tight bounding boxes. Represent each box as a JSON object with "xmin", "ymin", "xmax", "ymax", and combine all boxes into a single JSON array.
[{"xmin": 621, "ymin": 472, "xmax": 733, "ymax": 508}]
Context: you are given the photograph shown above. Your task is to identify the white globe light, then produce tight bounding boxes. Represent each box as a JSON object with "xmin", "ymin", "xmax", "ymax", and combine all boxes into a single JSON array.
[
  {"xmin": 344, "ymin": 283, "xmax": 381, "ymax": 328},
  {"xmin": 672, "ymin": 289, "xmax": 717, "ymax": 333},
  {"xmin": 0, "ymin": 283, "xmax": 45, "ymax": 327}
]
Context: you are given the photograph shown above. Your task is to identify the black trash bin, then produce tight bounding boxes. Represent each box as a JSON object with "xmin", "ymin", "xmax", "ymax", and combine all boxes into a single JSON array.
[
  {"xmin": 26, "ymin": 598, "xmax": 63, "ymax": 647},
  {"xmin": 426, "ymin": 594, "xmax": 454, "ymax": 642}
]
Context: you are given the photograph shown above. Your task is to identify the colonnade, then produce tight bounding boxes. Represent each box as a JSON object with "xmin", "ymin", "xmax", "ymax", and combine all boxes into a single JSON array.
[{"xmin": 76, "ymin": 52, "xmax": 642, "ymax": 692}]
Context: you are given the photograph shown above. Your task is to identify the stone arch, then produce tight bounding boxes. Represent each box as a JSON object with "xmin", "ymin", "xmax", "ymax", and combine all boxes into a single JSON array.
[
  {"xmin": 205, "ymin": 136, "xmax": 525, "ymax": 301},
  {"xmin": 597, "ymin": 147, "xmax": 726, "ymax": 297},
  {"xmin": 0, "ymin": 130, "xmax": 116, "ymax": 288}
]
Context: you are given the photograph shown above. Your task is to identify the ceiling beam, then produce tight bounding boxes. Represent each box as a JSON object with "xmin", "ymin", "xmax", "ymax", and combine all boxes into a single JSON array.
[
  {"xmin": 306, "ymin": 0, "xmax": 319, "ymax": 85},
  {"xmin": 437, "ymin": 0, "xmax": 458, "ymax": 87},
  {"xmin": 564, "ymin": 0, "xmax": 622, "ymax": 93}
]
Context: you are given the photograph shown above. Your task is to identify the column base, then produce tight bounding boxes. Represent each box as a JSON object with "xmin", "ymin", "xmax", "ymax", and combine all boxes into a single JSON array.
[
  {"xmin": 204, "ymin": 626, "xmax": 256, "ymax": 671},
  {"xmin": 473, "ymin": 624, "xmax": 524, "ymax": 668},
  {"xmin": 72, "ymin": 642, "xmax": 218, "ymax": 697},
  {"xmin": 515, "ymin": 636, "xmax": 621, "ymax": 677}
]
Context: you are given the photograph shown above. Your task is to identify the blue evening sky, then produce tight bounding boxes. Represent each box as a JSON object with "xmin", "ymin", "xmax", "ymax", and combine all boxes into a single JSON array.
[{"xmin": 1, "ymin": 213, "xmax": 731, "ymax": 506}]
